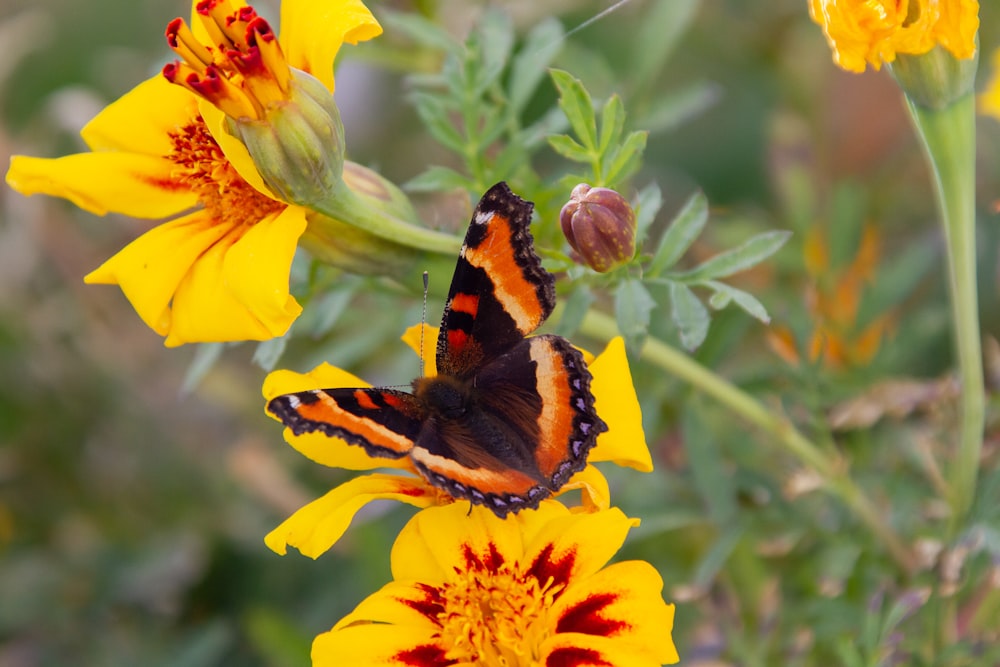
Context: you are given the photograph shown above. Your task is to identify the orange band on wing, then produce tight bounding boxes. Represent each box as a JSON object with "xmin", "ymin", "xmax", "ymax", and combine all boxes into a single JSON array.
[
  {"xmin": 295, "ymin": 393, "xmax": 414, "ymax": 455},
  {"xmin": 465, "ymin": 213, "xmax": 545, "ymax": 334},
  {"xmin": 410, "ymin": 447, "xmax": 542, "ymax": 496},
  {"xmin": 449, "ymin": 292, "xmax": 480, "ymax": 317},
  {"xmin": 529, "ymin": 338, "xmax": 577, "ymax": 477}
]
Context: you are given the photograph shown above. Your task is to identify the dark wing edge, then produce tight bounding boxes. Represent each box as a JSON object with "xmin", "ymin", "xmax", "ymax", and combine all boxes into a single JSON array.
[{"xmin": 267, "ymin": 388, "xmax": 424, "ymax": 460}]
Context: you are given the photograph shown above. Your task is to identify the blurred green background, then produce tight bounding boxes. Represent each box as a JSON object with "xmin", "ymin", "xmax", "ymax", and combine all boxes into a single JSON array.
[{"xmin": 2, "ymin": 1, "xmax": 999, "ymax": 665}]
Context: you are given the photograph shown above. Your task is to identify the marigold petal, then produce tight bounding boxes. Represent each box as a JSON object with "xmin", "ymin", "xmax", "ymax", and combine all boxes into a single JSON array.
[
  {"xmin": 280, "ymin": 0, "xmax": 383, "ymax": 92},
  {"xmin": 84, "ymin": 211, "xmax": 228, "ymax": 336},
  {"xmin": 558, "ymin": 465, "xmax": 611, "ymax": 513},
  {"xmin": 223, "ymin": 204, "xmax": 306, "ymax": 325},
  {"xmin": 80, "ymin": 75, "xmax": 198, "ymax": 154},
  {"xmin": 6, "ymin": 153, "xmax": 198, "ymax": 218},
  {"xmin": 313, "ymin": 623, "xmax": 447, "ymax": 667},
  {"xmin": 543, "ymin": 630, "xmax": 677, "ymax": 667},
  {"xmin": 401, "ymin": 323, "xmax": 437, "ymax": 377},
  {"xmin": 523, "ymin": 507, "xmax": 638, "ymax": 586},
  {"xmin": 390, "ymin": 503, "xmax": 529, "ymax": 583},
  {"xmin": 163, "ymin": 213, "xmax": 302, "ymax": 346},
  {"xmin": 262, "ymin": 363, "xmax": 413, "ymax": 471},
  {"xmin": 547, "ymin": 561, "xmax": 678, "ymax": 665},
  {"xmin": 331, "ymin": 580, "xmax": 446, "ymax": 632},
  {"xmin": 265, "ymin": 473, "xmax": 436, "ymax": 558},
  {"xmin": 587, "ymin": 337, "xmax": 653, "ymax": 472}
]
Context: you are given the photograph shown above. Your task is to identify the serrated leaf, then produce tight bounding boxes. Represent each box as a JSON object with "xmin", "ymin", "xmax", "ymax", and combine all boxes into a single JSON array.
[
  {"xmin": 648, "ymin": 190, "xmax": 708, "ymax": 276},
  {"xmin": 411, "ymin": 92, "xmax": 465, "ymax": 152},
  {"xmin": 509, "ymin": 18, "xmax": 564, "ymax": 113},
  {"xmin": 614, "ymin": 279, "xmax": 655, "ymax": 354},
  {"xmin": 555, "ymin": 284, "xmax": 595, "ymax": 338},
  {"xmin": 550, "ymin": 69, "xmax": 598, "ymax": 151},
  {"xmin": 633, "ymin": 182, "xmax": 663, "ymax": 243},
  {"xmin": 703, "ymin": 280, "xmax": 771, "ymax": 323},
  {"xmin": 602, "ymin": 130, "xmax": 647, "ymax": 186},
  {"xmin": 598, "ymin": 95, "xmax": 625, "ymax": 153},
  {"xmin": 681, "ymin": 230, "xmax": 791, "ymax": 281},
  {"xmin": 668, "ymin": 280, "xmax": 710, "ymax": 350},
  {"xmin": 405, "ymin": 166, "xmax": 472, "ymax": 193},
  {"xmin": 547, "ymin": 134, "xmax": 592, "ymax": 163}
]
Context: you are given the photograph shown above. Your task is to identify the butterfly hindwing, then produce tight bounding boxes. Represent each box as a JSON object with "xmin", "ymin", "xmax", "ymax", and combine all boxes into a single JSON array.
[
  {"xmin": 436, "ymin": 182, "xmax": 556, "ymax": 378},
  {"xmin": 267, "ymin": 388, "xmax": 424, "ymax": 460}
]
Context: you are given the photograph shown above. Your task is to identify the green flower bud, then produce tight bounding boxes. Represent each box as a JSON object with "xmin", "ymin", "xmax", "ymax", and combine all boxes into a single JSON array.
[
  {"xmin": 560, "ymin": 184, "xmax": 636, "ymax": 273},
  {"xmin": 228, "ymin": 68, "xmax": 345, "ymax": 205},
  {"xmin": 890, "ymin": 40, "xmax": 979, "ymax": 111}
]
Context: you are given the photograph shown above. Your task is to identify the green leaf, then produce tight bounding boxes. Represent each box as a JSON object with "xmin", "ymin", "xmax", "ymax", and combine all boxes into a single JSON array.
[
  {"xmin": 631, "ymin": 0, "xmax": 699, "ymax": 88},
  {"xmin": 614, "ymin": 279, "xmax": 656, "ymax": 354},
  {"xmin": 381, "ymin": 10, "xmax": 459, "ymax": 53},
  {"xmin": 405, "ymin": 165, "xmax": 472, "ymax": 193},
  {"xmin": 473, "ymin": 9, "xmax": 513, "ymax": 96},
  {"xmin": 519, "ymin": 107, "xmax": 569, "ymax": 149},
  {"xmin": 550, "ymin": 69, "xmax": 598, "ymax": 151},
  {"xmin": 648, "ymin": 190, "xmax": 708, "ymax": 276},
  {"xmin": 310, "ymin": 287, "xmax": 357, "ymax": 337},
  {"xmin": 509, "ymin": 18, "xmax": 564, "ymax": 113},
  {"xmin": 668, "ymin": 280, "xmax": 710, "ymax": 350},
  {"xmin": 602, "ymin": 129, "xmax": 647, "ymax": 186},
  {"xmin": 683, "ymin": 407, "xmax": 737, "ymax": 524},
  {"xmin": 598, "ymin": 94, "xmax": 625, "ymax": 153},
  {"xmin": 547, "ymin": 134, "xmax": 592, "ymax": 163},
  {"xmin": 680, "ymin": 230, "xmax": 791, "ymax": 280},
  {"xmin": 693, "ymin": 525, "xmax": 744, "ymax": 590},
  {"xmin": 253, "ymin": 336, "xmax": 288, "ymax": 371},
  {"xmin": 411, "ymin": 92, "xmax": 465, "ymax": 152},
  {"xmin": 555, "ymin": 284, "xmax": 595, "ymax": 338},
  {"xmin": 633, "ymin": 181, "xmax": 663, "ymax": 243},
  {"xmin": 703, "ymin": 280, "xmax": 771, "ymax": 323}
]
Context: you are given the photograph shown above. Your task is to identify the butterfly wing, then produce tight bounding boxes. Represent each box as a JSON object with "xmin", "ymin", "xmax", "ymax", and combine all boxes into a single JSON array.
[
  {"xmin": 436, "ymin": 182, "xmax": 556, "ymax": 379},
  {"xmin": 410, "ymin": 334, "xmax": 608, "ymax": 516},
  {"xmin": 267, "ymin": 388, "xmax": 424, "ymax": 460}
]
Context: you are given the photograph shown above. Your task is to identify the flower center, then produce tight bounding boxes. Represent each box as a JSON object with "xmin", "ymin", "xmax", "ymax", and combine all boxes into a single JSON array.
[
  {"xmin": 168, "ymin": 117, "xmax": 284, "ymax": 227},
  {"xmin": 437, "ymin": 561, "xmax": 560, "ymax": 666}
]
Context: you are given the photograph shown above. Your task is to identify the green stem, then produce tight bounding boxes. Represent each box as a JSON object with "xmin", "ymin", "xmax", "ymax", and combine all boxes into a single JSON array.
[
  {"xmin": 905, "ymin": 93, "xmax": 983, "ymax": 533},
  {"xmin": 315, "ymin": 180, "xmax": 462, "ymax": 256},
  {"xmin": 580, "ymin": 309, "xmax": 917, "ymax": 574}
]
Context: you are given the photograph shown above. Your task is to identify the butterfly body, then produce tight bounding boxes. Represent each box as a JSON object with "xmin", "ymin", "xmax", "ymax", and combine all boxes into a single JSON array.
[{"xmin": 268, "ymin": 183, "xmax": 607, "ymax": 516}]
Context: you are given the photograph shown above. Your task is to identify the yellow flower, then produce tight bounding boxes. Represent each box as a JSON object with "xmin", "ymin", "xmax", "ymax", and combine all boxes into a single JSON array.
[
  {"xmin": 314, "ymin": 502, "xmax": 678, "ymax": 666},
  {"xmin": 808, "ymin": 0, "xmax": 979, "ymax": 72},
  {"xmin": 5, "ymin": 0, "xmax": 381, "ymax": 346},
  {"xmin": 263, "ymin": 330, "xmax": 654, "ymax": 558}
]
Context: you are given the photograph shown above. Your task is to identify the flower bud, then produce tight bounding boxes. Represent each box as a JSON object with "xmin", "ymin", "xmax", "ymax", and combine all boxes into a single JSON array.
[
  {"xmin": 890, "ymin": 41, "xmax": 979, "ymax": 111},
  {"xmin": 560, "ymin": 184, "xmax": 636, "ymax": 272},
  {"xmin": 228, "ymin": 69, "xmax": 345, "ymax": 205}
]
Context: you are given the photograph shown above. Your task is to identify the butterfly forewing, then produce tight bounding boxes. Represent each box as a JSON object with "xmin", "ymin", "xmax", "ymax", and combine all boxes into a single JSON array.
[{"xmin": 436, "ymin": 182, "xmax": 555, "ymax": 379}]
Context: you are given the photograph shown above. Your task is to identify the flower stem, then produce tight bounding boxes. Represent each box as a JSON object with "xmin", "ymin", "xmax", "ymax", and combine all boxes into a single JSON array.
[
  {"xmin": 580, "ymin": 309, "xmax": 917, "ymax": 574},
  {"xmin": 905, "ymin": 92, "xmax": 983, "ymax": 533}
]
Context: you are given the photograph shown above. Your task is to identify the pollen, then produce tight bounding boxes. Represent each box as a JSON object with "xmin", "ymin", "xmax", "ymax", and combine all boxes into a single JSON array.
[
  {"xmin": 433, "ymin": 552, "xmax": 563, "ymax": 666},
  {"xmin": 167, "ymin": 117, "xmax": 283, "ymax": 228}
]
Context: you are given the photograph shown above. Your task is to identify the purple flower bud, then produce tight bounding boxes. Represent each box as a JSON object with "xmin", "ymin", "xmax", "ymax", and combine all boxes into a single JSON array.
[{"xmin": 559, "ymin": 183, "xmax": 636, "ymax": 273}]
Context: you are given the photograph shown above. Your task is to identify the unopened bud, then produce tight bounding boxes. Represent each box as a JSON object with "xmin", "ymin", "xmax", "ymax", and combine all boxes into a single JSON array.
[
  {"xmin": 228, "ymin": 69, "xmax": 345, "ymax": 205},
  {"xmin": 560, "ymin": 184, "xmax": 636, "ymax": 272}
]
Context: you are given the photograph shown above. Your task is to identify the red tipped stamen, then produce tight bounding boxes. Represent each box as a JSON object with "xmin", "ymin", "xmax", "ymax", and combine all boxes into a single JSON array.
[{"xmin": 166, "ymin": 18, "xmax": 215, "ymax": 69}]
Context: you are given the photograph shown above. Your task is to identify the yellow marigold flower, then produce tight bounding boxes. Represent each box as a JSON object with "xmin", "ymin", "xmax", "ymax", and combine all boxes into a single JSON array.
[
  {"xmin": 5, "ymin": 0, "xmax": 381, "ymax": 346},
  {"xmin": 808, "ymin": 0, "xmax": 980, "ymax": 72},
  {"xmin": 262, "ymin": 331, "xmax": 654, "ymax": 559},
  {"xmin": 314, "ymin": 502, "xmax": 678, "ymax": 666}
]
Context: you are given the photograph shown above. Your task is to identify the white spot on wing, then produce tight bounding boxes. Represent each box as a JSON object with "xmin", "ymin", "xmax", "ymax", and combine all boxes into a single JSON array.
[{"xmin": 474, "ymin": 210, "xmax": 494, "ymax": 226}]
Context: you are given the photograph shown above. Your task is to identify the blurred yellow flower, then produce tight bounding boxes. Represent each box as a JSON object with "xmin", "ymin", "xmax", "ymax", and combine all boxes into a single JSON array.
[
  {"xmin": 5, "ymin": 0, "xmax": 380, "ymax": 346},
  {"xmin": 313, "ymin": 502, "xmax": 678, "ymax": 666},
  {"xmin": 980, "ymin": 47, "xmax": 1000, "ymax": 119},
  {"xmin": 262, "ymin": 329, "xmax": 654, "ymax": 559},
  {"xmin": 808, "ymin": 0, "xmax": 979, "ymax": 72}
]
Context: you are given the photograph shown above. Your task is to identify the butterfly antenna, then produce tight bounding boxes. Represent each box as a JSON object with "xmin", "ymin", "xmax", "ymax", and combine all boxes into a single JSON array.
[{"xmin": 419, "ymin": 271, "xmax": 429, "ymax": 378}]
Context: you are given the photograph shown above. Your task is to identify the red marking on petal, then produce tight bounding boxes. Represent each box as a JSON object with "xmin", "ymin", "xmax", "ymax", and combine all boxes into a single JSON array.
[
  {"xmin": 546, "ymin": 647, "xmax": 612, "ymax": 667},
  {"xmin": 555, "ymin": 592, "xmax": 627, "ymax": 636},
  {"xmin": 459, "ymin": 542, "xmax": 505, "ymax": 575},
  {"xmin": 527, "ymin": 543, "xmax": 577, "ymax": 592},
  {"xmin": 393, "ymin": 644, "xmax": 455, "ymax": 667},
  {"xmin": 397, "ymin": 583, "xmax": 445, "ymax": 625}
]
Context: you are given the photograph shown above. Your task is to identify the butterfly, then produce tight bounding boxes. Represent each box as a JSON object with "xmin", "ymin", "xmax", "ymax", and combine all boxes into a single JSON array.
[{"xmin": 267, "ymin": 182, "xmax": 607, "ymax": 517}]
